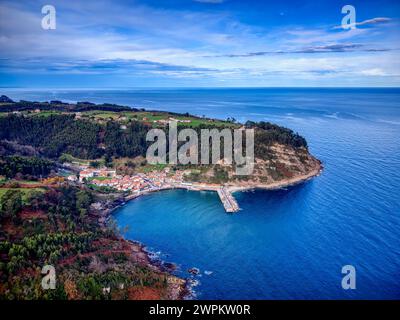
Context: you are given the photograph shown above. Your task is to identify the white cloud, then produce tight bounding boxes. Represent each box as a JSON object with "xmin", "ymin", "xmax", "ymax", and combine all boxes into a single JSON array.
[
  {"xmin": 360, "ymin": 68, "xmax": 387, "ymax": 76},
  {"xmin": 332, "ymin": 17, "xmax": 392, "ymax": 30},
  {"xmin": 0, "ymin": 0, "xmax": 399, "ymax": 86}
]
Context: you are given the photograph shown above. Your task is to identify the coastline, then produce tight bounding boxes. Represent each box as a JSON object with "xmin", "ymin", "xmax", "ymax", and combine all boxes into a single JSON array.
[
  {"xmin": 123, "ymin": 239, "xmax": 189, "ymax": 300},
  {"xmin": 227, "ymin": 162, "xmax": 323, "ymax": 193},
  {"xmin": 108, "ymin": 160, "xmax": 323, "ymax": 209},
  {"xmin": 103, "ymin": 161, "xmax": 323, "ymax": 299},
  {"xmin": 97, "ymin": 202, "xmax": 190, "ymax": 299}
]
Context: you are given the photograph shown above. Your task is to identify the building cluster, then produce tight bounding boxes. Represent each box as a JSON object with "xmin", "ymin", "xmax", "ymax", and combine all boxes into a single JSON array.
[
  {"xmin": 72, "ymin": 167, "xmax": 186, "ymax": 194},
  {"xmin": 78, "ymin": 168, "xmax": 117, "ymax": 182},
  {"xmin": 66, "ymin": 166, "xmax": 240, "ymax": 213}
]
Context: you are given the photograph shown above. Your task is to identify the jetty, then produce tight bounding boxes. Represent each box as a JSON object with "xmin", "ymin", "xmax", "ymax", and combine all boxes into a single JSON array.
[
  {"xmin": 217, "ymin": 187, "xmax": 240, "ymax": 213},
  {"xmin": 174, "ymin": 183, "xmax": 240, "ymax": 213}
]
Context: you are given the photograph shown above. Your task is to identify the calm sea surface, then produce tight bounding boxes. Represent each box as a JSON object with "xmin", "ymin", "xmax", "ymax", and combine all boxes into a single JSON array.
[{"xmin": 4, "ymin": 88, "xmax": 400, "ymax": 299}]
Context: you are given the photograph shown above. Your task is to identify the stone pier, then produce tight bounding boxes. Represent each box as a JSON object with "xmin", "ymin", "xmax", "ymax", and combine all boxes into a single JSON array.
[{"xmin": 217, "ymin": 187, "xmax": 240, "ymax": 213}]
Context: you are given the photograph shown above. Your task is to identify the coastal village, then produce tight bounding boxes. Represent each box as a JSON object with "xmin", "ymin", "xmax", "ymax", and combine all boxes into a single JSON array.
[
  {"xmin": 66, "ymin": 165, "xmax": 240, "ymax": 213},
  {"xmin": 0, "ymin": 96, "xmax": 323, "ymax": 300}
]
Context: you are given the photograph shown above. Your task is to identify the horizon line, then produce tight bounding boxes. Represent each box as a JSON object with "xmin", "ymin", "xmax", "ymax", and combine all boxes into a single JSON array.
[{"xmin": 1, "ymin": 86, "xmax": 400, "ymax": 90}]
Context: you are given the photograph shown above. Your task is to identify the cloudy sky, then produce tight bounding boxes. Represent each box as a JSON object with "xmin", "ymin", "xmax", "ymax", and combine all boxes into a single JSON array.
[{"xmin": 0, "ymin": 0, "xmax": 399, "ymax": 87}]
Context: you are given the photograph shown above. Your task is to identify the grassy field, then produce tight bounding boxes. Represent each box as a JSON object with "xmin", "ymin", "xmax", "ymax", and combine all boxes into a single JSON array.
[
  {"xmin": 88, "ymin": 176, "xmax": 112, "ymax": 181},
  {"xmin": 80, "ymin": 110, "xmax": 236, "ymax": 128},
  {"xmin": 134, "ymin": 111, "xmax": 236, "ymax": 128},
  {"xmin": 59, "ymin": 153, "xmax": 106, "ymax": 167},
  {"xmin": 1, "ymin": 108, "xmax": 238, "ymax": 129},
  {"xmin": 139, "ymin": 163, "xmax": 169, "ymax": 173},
  {"xmin": 2, "ymin": 107, "xmax": 238, "ymax": 128},
  {"xmin": 81, "ymin": 110, "xmax": 122, "ymax": 120},
  {"xmin": 0, "ymin": 187, "xmax": 46, "ymax": 203},
  {"xmin": 7, "ymin": 180, "xmax": 41, "ymax": 185}
]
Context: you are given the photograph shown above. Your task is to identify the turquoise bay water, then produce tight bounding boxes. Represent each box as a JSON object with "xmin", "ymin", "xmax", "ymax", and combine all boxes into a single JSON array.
[{"xmin": 4, "ymin": 88, "xmax": 400, "ymax": 299}]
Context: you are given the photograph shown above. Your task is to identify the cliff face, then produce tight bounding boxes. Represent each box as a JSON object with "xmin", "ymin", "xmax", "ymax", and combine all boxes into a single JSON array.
[
  {"xmin": 184, "ymin": 143, "xmax": 321, "ymax": 187},
  {"xmin": 244, "ymin": 143, "xmax": 321, "ymax": 185}
]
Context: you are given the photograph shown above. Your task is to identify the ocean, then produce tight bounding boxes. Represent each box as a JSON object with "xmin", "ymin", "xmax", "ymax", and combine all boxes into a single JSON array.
[{"xmin": 3, "ymin": 88, "xmax": 400, "ymax": 299}]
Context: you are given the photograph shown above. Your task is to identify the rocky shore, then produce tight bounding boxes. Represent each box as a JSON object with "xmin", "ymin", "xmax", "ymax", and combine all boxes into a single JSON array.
[
  {"xmin": 227, "ymin": 161, "xmax": 323, "ymax": 193},
  {"xmin": 94, "ymin": 160, "xmax": 322, "ymax": 299},
  {"xmin": 124, "ymin": 240, "xmax": 188, "ymax": 300},
  {"xmin": 91, "ymin": 195, "xmax": 189, "ymax": 299}
]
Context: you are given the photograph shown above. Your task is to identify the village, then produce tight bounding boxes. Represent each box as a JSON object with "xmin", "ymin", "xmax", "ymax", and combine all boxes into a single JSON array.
[
  {"xmin": 66, "ymin": 166, "xmax": 240, "ymax": 213},
  {"xmin": 69, "ymin": 166, "xmax": 184, "ymax": 193}
]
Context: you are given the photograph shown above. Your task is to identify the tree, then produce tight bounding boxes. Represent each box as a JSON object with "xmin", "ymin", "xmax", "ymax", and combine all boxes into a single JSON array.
[
  {"xmin": 104, "ymin": 153, "xmax": 113, "ymax": 168},
  {"xmin": 0, "ymin": 155, "xmax": 55, "ymax": 179},
  {"xmin": 0, "ymin": 190, "xmax": 22, "ymax": 220},
  {"xmin": 76, "ymin": 190, "xmax": 93, "ymax": 218},
  {"xmin": 89, "ymin": 161, "xmax": 100, "ymax": 168},
  {"xmin": 27, "ymin": 190, "xmax": 44, "ymax": 210}
]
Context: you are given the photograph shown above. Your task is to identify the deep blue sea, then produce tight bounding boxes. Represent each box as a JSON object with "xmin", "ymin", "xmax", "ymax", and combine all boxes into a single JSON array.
[{"xmin": 3, "ymin": 88, "xmax": 400, "ymax": 299}]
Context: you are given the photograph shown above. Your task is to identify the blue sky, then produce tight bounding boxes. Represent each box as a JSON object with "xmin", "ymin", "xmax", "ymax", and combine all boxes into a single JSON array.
[{"xmin": 0, "ymin": 0, "xmax": 399, "ymax": 87}]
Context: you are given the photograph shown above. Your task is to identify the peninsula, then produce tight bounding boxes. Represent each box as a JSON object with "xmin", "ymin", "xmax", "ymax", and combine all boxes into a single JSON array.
[{"xmin": 0, "ymin": 96, "xmax": 322, "ymax": 299}]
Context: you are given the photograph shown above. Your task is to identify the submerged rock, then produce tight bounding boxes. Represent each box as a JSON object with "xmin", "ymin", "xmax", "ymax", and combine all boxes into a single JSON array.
[
  {"xmin": 163, "ymin": 262, "xmax": 177, "ymax": 271},
  {"xmin": 188, "ymin": 267, "xmax": 200, "ymax": 275}
]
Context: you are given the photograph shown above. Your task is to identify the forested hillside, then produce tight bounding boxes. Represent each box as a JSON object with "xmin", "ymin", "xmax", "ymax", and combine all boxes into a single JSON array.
[
  {"xmin": 0, "ymin": 184, "xmax": 183, "ymax": 299},
  {"xmin": 0, "ymin": 110, "xmax": 308, "ymax": 162},
  {"xmin": 0, "ymin": 114, "xmax": 149, "ymax": 159}
]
